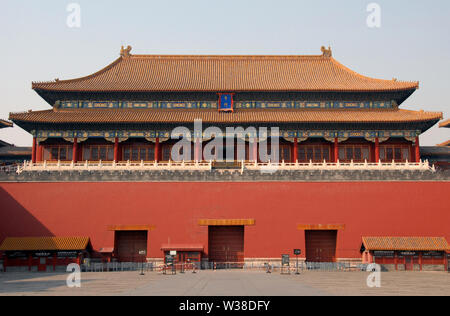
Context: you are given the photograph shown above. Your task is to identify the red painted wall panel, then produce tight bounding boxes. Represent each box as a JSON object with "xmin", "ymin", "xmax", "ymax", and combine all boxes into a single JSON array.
[{"xmin": 0, "ymin": 182, "xmax": 449, "ymax": 259}]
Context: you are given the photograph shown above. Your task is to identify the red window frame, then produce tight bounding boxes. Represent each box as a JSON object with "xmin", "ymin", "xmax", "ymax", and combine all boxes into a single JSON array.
[
  {"xmin": 122, "ymin": 144, "xmax": 155, "ymax": 161},
  {"xmin": 43, "ymin": 145, "xmax": 73, "ymax": 161},
  {"xmin": 82, "ymin": 144, "xmax": 114, "ymax": 161},
  {"xmin": 379, "ymin": 144, "xmax": 411, "ymax": 162},
  {"xmin": 338, "ymin": 144, "xmax": 371, "ymax": 162},
  {"xmin": 297, "ymin": 144, "xmax": 331, "ymax": 163}
]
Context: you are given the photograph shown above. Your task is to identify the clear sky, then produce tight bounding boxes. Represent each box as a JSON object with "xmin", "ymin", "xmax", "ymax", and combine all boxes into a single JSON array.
[{"xmin": 0, "ymin": 0, "xmax": 449, "ymax": 146}]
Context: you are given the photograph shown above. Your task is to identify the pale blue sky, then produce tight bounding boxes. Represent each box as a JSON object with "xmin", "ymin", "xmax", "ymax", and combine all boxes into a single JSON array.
[{"xmin": 1, "ymin": 0, "xmax": 449, "ymax": 146}]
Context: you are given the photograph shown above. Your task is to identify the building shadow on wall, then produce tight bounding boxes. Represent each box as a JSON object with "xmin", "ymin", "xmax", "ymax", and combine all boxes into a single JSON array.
[{"xmin": 0, "ymin": 186, "xmax": 53, "ymax": 243}]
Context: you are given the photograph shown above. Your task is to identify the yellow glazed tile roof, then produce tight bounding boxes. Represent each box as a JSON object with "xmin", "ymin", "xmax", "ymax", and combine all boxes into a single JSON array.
[
  {"xmin": 0, "ymin": 119, "xmax": 13, "ymax": 128},
  {"xmin": 436, "ymin": 140, "xmax": 450, "ymax": 147},
  {"xmin": 439, "ymin": 119, "xmax": 450, "ymax": 128},
  {"xmin": 9, "ymin": 108, "xmax": 442, "ymax": 124},
  {"xmin": 0, "ymin": 237, "xmax": 90, "ymax": 251},
  {"xmin": 32, "ymin": 51, "xmax": 418, "ymax": 93},
  {"xmin": 362, "ymin": 237, "xmax": 449, "ymax": 251}
]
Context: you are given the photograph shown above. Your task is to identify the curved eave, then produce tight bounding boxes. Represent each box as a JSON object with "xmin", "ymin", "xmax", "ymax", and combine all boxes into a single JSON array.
[
  {"xmin": 0, "ymin": 119, "xmax": 13, "ymax": 128},
  {"xmin": 9, "ymin": 109, "xmax": 442, "ymax": 135},
  {"xmin": 439, "ymin": 119, "xmax": 450, "ymax": 128}
]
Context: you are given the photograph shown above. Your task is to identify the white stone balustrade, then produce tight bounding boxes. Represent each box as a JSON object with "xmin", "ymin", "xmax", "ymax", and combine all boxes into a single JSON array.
[{"xmin": 15, "ymin": 159, "xmax": 435, "ymax": 174}]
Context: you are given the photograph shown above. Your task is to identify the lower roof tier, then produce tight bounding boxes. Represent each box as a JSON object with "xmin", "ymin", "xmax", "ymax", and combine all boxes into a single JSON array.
[
  {"xmin": 0, "ymin": 119, "xmax": 12, "ymax": 129},
  {"xmin": 10, "ymin": 108, "xmax": 442, "ymax": 126}
]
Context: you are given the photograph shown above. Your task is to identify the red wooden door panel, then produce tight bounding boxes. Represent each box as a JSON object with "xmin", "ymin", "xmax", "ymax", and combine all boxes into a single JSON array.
[
  {"xmin": 305, "ymin": 230, "xmax": 337, "ymax": 262},
  {"xmin": 38, "ymin": 257, "xmax": 47, "ymax": 272},
  {"xmin": 405, "ymin": 256, "xmax": 413, "ymax": 271},
  {"xmin": 208, "ymin": 226, "xmax": 244, "ymax": 263},
  {"xmin": 115, "ymin": 231, "xmax": 147, "ymax": 262}
]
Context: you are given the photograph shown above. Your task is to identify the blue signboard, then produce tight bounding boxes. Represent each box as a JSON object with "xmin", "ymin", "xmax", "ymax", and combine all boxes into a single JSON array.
[{"xmin": 219, "ymin": 93, "xmax": 233, "ymax": 111}]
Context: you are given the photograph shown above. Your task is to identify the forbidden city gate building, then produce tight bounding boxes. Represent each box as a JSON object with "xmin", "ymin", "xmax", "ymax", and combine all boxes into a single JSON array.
[{"xmin": 2, "ymin": 46, "xmax": 449, "ymax": 269}]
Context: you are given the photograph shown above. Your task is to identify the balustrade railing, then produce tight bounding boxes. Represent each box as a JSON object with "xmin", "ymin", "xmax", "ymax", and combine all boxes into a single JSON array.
[
  {"xmin": 15, "ymin": 159, "xmax": 435, "ymax": 174},
  {"xmin": 0, "ymin": 164, "xmax": 19, "ymax": 173}
]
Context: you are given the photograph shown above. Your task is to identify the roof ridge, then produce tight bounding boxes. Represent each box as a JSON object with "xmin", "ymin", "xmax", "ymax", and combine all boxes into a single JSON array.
[{"xmin": 129, "ymin": 54, "xmax": 326, "ymax": 59}]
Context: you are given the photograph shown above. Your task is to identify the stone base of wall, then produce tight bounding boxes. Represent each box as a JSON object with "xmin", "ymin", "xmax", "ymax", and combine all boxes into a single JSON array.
[
  {"xmin": 1, "ymin": 168, "xmax": 449, "ymax": 183},
  {"xmin": 422, "ymin": 264, "xmax": 445, "ymax": 272},
  {"xmin": 379, "ymin": 264, "xmax": 446, "ymax": 272},
  {"xmin": 379, "ymin": 264, "xmax": 396, "ymax": 272}
]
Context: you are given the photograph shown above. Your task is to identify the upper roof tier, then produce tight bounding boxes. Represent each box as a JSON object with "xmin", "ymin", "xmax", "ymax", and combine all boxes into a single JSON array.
[{"xmin": 32, "ymin": 47, "xmax": 419, "ymax": 94}]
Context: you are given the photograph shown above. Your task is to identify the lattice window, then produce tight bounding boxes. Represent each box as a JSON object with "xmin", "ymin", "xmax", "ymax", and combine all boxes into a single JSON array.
[
  {"xmin": 338, "ymin": 145, "xmax": 370, "ymax": 162},
  {"xmin": 379, "ymin": 145, "xmax": 411, "ymax": 162},
  {"xmin": 83, "ymin": 145, "xmax": 114, "ymax": 161},
  {"xmin": 43, "ymin": 145, "xmax": 73, "ymax": 161},
  {"xmin": 122, "ymin": 145, "xmax": 155, "ymax": 161},
  {"xmin": 298, "ymin": 144, "xmax": 331, "ymax": 162}
]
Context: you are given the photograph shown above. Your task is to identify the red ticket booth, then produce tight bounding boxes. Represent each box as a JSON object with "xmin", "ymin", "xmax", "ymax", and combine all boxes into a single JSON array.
[{"xmin": 161, "ymin": 244, "xmax": 204, "ymax": 265}]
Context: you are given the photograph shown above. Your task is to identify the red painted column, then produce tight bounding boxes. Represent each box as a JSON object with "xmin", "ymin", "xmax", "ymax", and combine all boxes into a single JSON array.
[
  {"xmin": 252, "ymin": 141, "xmax": 258, "ymax": 162},
  {"xmin": 419, "ymin": 252, "xmax": 423, "ymax": 271},
  {"xmin": 195, "ymin": 138, "xmax": 201, "ymax": 161},
  {"xmin": 154, "ymin": 137, "xmax": 160, "ymax": 162},
  {"xmin": 293, "ymin": 138, "xmax": 298, "ymax": 162},
  {"xmin": 394, "ymin": 252, "xmax": 398, "ymax": 271},
  {"xmin": 36, "ymin": 142, "xmax": 42, "ymax": 162},
  {"xmin": 415, "ymin": 136, "xmax": 420, "ymax": 162},
  {"xmin": 334, "ymin": 138, "xmax": 339, "ymax": 163},
  {"xmin": 28, "ymin": 254, "xmax": 32, "ymax": 271},
  {"xmin": 53, "ymin": 253, "xmax": 57, "ymax": 271},
  {"xmin": 72, "ymin": 138, "xmax": 78, "ymax": 163},
  {"xmin": 374, "ymin": 137, "xmax": 380, "ymax": 163},
  {"xmin": 32, "ymin": 137, "xmax": 37, "ymax": 163},
  {"xmin": 113, "ymin": 137, "xmax": 119, "ymax": 162}
]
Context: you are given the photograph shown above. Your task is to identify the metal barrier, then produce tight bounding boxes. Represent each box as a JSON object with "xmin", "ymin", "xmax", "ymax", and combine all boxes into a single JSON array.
[
  {"xmin": 77, "ymin": 261, "xmax": 368, "ymax": 273},
  {"xmin": 199, "ymin": 261, "xmax": 369, "ymax": 272},
  {"xmin": 201, "ymin": 262, "xmax": 246, "ymax": 270},
  {"xmin": 161, "ymin": 262, "xmax": 199, "ymax": 274},
  {"xmin": 81, "ymin": 262, "xmax": 154, "ymax": 272}
]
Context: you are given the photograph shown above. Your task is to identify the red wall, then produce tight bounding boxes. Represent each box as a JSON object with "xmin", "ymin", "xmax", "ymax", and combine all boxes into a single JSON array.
[{"xmin": 0, "ymin": 182, "xmax": 449, "ymax": 259}]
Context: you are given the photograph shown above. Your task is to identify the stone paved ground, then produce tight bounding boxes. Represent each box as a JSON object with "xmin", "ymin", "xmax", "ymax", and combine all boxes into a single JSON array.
[{"xmin": 0, "ymin": 270, "xmax": 449, "ymax": 296}]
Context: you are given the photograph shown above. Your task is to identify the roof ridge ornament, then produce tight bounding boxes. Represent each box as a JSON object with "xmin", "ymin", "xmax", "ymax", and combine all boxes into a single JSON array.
[
  {"xmin": 120, "ymin": 45, "xmax": 132, "ymax": 58},
  {"xmin": 321, "ymin": 46, "xmax": 332, "ymax": 58}
]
